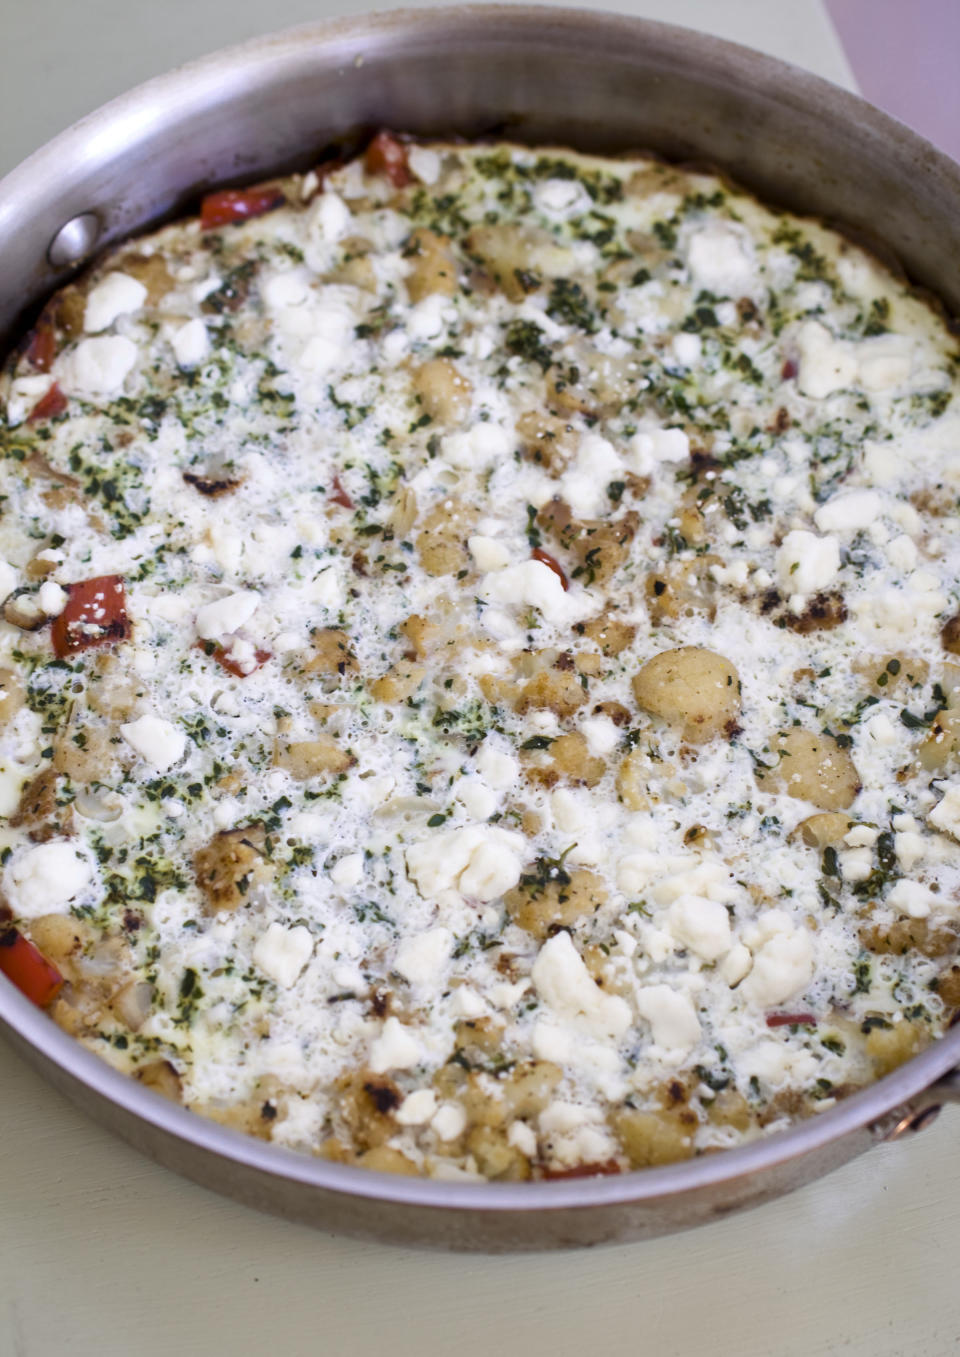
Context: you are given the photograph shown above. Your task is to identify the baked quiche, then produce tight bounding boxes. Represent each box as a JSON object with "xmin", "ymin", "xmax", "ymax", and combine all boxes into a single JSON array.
[{"xmin": 2, "ymin": 135, "xmax": 960, "ymax": 1181}]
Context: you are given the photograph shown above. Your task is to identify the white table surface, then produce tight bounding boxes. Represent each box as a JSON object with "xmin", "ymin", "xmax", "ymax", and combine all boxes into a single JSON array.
[{"xmin": 2, "ymin": 5, "xmax": 958, "ymax": 1356}]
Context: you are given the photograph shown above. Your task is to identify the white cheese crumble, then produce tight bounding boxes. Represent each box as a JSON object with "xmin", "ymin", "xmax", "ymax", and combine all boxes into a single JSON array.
[
  {"xmin": 369, "ymin": 1017, "xmax": 421, "ymax": 1074},
  {"xmin": 797, "ymin": 320, "xmax": 858, "ymax": 398},
  {"xmin": 6, "ymin": 842, "xmax": 93, "ymax": 917},
  {"xmin": 252, "ymin": 923, "xmax": 314, "ymax": 988},
  {"xmin": 666, "ymin": 893, "xmax": 733, "ymax": 962},
  {"xmin": 195, "ymin": 591, "xmax": 260, "ymax": 641},
  {"xmin": 61, "ymin": 335, "xmax": 138, "ymax": 397},
  {"xmin": 171, "ymin": 318, "xmax": 210, "ymax": 369},
  {"xmin": 930, "ymin": 785, "xmax": 960, "ymax": 840},
  {"xmin": 396, "ymin": 1088, "xmax": 438, "ymax": 1125},
  {"xmin": 119, "ymin": 714, "xmax": 186, "ymax": 772},
  {"xmin": 531, "ymin": 932, "xmax": 632, "ymax": 1039},
  {"xmin": 742, "ymin": 914, "xmax": 815, "ymax": 1007},
  {"xmin": 775, "ymin": 531, "xmax": 840, "ymax": 595},
  {"xmin": 393, "ymin": 927, "xmax": 451, "ymax": 987},
  {"xmin": 83, "ymin": 272, "xmax": 147, "ymax": 333},
  {"xmin": 482, "ymin": 559, "xmax": 585, "ymax": 626},
  {"xmin": 687, "ymin": 222, "xmax": 755, "ymax": 297},
  {"xmin": 635, "ymin": 986, "xmax": 701, "ymax": 1056}
]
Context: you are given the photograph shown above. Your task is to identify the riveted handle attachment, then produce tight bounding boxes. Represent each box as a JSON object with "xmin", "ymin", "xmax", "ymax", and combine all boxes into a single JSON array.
[{"xmin": 876, "ymin": 1068, "xmax": 960, "ymax": 1141}]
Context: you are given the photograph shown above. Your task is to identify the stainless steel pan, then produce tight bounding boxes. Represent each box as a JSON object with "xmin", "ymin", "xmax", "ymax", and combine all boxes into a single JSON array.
[{"xmin": 2, "ymin": 6, "xmax": 959, "ymax": 1250}]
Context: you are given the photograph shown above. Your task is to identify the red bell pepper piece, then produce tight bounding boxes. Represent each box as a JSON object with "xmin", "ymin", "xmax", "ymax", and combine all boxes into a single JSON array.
[
  {"xmin": 766, "ymin": 1012, "xmax": 817, "ymax": 1028},
  {"xmin": 25, "ymin": 322, "xmax": 57, "ymax": 373},
  {"xmin": 200, "ymin": 186, "xmax": 286, "ymax": 230},
  {"xmin": 51, "ymin": 575, "xmax": 129, "ymax": 658},
  {"xmin": 0, "ymin": 929, "xmax": 63, "ymax": 1008},
  {"xmin": 364, "ymin": 132, "xmax": 412, "ymax": 189},
  {"xmin": 541, "ymin": 1159, "xmax": 622, "ymax": 1180},
  {"xmin": 196, "ymin": 639, "xmax": 271, "ymax": 678},
  {"xmin": 329, "ymin": 475, "xmax": 354, "ymax": 509},
  {"xmin": 531, "ymin": 547, "xmax": 569, "ymax": 591},
  {"xmin": 28, "ymin": 381, "xmax": 68, "ymax": 423}
]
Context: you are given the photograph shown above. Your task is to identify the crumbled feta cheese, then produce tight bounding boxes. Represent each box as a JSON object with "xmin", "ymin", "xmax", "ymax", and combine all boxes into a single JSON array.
[
  {"xmin": 6, "ymin": 842, "xmax": 93, "ymax": 917},
  {"xmin": 886, "ymin": 880, "xmax": 934, "ymax": 919},
  {"xmin": 62, "ymin": 335, "xmax": 138, "ymax": 397},
  {"xmin": 687, "ymin": 222, "xmax": 755, "ymax": 296},
  {"xmin": 455, "ymin": 775, "xmax": 498, "ymax": 821},
  {"xmin": 195, "ymin": 590, "xmax": 260, "ymax": 641},
  {"xmin": 408, "ymin": 294, "xmax": 454, "ymax": 343},
  {"xmin": 37, "ymin": 580, "xmax": 67, "ymax": 618},
  {"xmin": 887, "ymin": 534, "xmax": 919, "ymax": 571},
  {"xmin": 405, "ymin": 826, "xmax": 523, "ymax": 901},
  {"xmin": 329, "ymin": 853, "xmax": 364, "ymax": 889},
  {"xmin": 531, "ymin": 1020, "xmax": 574, "ymax": 1064},
  {"xmin": 579, "ymin": 714, "xmax": 620, "ymax": 757},
  {"xmin": 312, "ymin": 191, "xmax": 351, "ymax": 244},
  {"xmin": 742, "ymin": 915, "xmax": 815, "ymax": 1006},
  {"xmin": 838, "ymin": 847, "xmax": 874, "ymax": 883},
  {"xmin": 666, "ymin": 893, "xmax": 733, "ymax": 961},
  {"xmin": 212, "ymin": 798, "xmax": 240, "ymax": 829},
  {"xmin": 894, "ymin": 831, "xmax": 925, "ymax": 871},
  {"xmin": 775, "ymin": 530, "xmax": 840, "ymax": 594},
  {"xmin": 858, "ymin": 335, "xmax": 912, "ymax": 391},
  {"xmin": 408, "ymin": 146, "xmax": 441, "ymax": 185},
  {"xmin": 369, "ymin": 1017, "xmax": 421, "ymax": 1073},
  {"xmin": 864, "ymin": 713, "xmax": 899, "ymax": 747},
  {"xmin": 560, "ymin": 433, "xmax": 622, "ymax": 517},
  {"xmin": 533, "ymin": 178, "xmax": 590, "ymax": 216},
  {"xmin": 720, "ymin": 943, "xmax": 752, "ymax": 987},
  {"xmin": 450, "ymin": 987, "xmax": 486, "ymax": 1018},
  {"xmin": 629, "ymin": 426, "xmax": 690, "ymax": 472},
  {"xmin": 635, "ymin": 985, "xmax": 701, "ymax": 1055},
  {"xmin": 83, "ymin": 272, "xmax": 147, "ymax": 333},
  {"xmin": 483, "ymin": 559, "xmax": 583, "ymax": 626},
  {"xmin": 171, "ymin": 318, "xmax": 210, "ymax": 368},
  {"xmin": 930, "ymin": 784, "xmax": 960, "ymax": 840},
  {"xmin": 862, "ymin": 439, "xmax": 902, "ymax": 485},
  {"xmin": 843, "ymin": 825, "xmax": 879, "ymax": 848},
  {"xmin": 531, "ymin": 931, "xmax": 632, "ymax": 1039},
  {"xmin": 263, "ymin": 272, "xmax": 310, "ymax": 309},
  {"xmin": 0, "ymin": 560, "xmax": 16, "ymax": 601},
  {"xmin": 431, "ymin": 1102, "xmax": 467, "ymax": 1141},
  {"xmin": 796, "ymin": 320, "xmax": 858, "ymax": 398},
  {"xmin": 476, "ymin": 743, "xmax": 519, "ymax": 790},
  {"xmin": 742, "ymin": 1040, "xmax": 818, "ymax": 1088},
  {"xmin": 814, "ymin": 489, "xmax": 883, "ymax": 534},
  {"xmin": 444, "ymin": 422, "xmax": 512, "ymax": 469},
  {"xmin": 120, "ymin": 714, "xmax": 186, "ymax": 772},
  {"xmin": 459, "ymin": 837, "xmax": 522, "ymax": 900},
  {"xmin": 393, "ymin": 927, "xmax": 451, "ymax": 986},
  {"xmin": 253, "ymin": 923, "xmax": 314, "ymax": 988},
  {"xmin": 396, "ymin": 1088, "xmax": 438, "ymax": 1126},
  {"xmin": 468, "ymin": 535, "xmax": 511, "ymax": 572},
  {"xmin": 4, "ymin": 375, "xmax": 55, "ymax": 426},
  {"xmin": 507, "ymin": 1120, "xmax": 537, "ymax": 1156},
  {"xmin": 310, "ymin": 567, "xmax": 343, "ymax": 610},
  {"xmin": 671, "ymin": 332, "xmax": 701, "ymax": 367}
]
